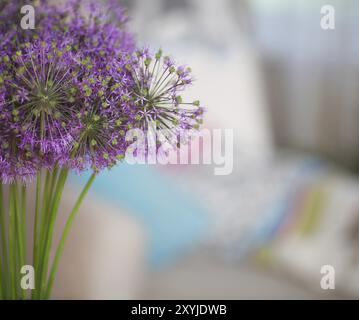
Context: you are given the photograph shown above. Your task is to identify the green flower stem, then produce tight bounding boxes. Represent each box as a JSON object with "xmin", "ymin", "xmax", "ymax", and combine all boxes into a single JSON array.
[
  {"xmin": 13, "ymin": 183, "xmax": 25, "ymax": 299},
  {"xmin": 34, "ymin": 170, "xmax": 52, "ymax": 299},
  {"xmin": 38, "ymin": 167, "xmax": 69, "ymax": 299},
  {"xmin": 20, "ymin": 184, "xmax": 27, "ymax": 300},
  {"xmin": 8, "ymin": 185, "xmax": 16, "ymax": 299},
  {"xmin": 48, "ymin": 166, "xmax": 59, "ymax": 205},
  {"xmin": 39, "ymin": 170, "xmax": 51, "ymax": 252},
  {"xmin": 0, "ymin": 184, "xmax": 7, "ymax": 299},
  {"xmin": 45, "ymin": 173, "xmax": 96, "ymax": 299},
  {"xmin": 31, "ymin": 171, "xmax": 41, "ymax": 300},
  {"xmin": 0, "ymin": 253, "xmax": 2, "ymax": 300},
  {"xmin": 21, "ymin": 185, "xmax": 26, "ymax": 255}
]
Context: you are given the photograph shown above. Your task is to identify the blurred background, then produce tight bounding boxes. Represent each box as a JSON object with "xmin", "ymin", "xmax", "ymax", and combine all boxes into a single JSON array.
[{"xmin": 55, "ymin": 0, "xmax": 359, "ymax": 299}]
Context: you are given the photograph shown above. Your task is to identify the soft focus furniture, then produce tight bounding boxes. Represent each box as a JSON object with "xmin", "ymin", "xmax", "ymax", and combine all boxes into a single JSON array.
[{"xmin": 141, "ymin": 251, "xmax": 338, "ymax": 300}]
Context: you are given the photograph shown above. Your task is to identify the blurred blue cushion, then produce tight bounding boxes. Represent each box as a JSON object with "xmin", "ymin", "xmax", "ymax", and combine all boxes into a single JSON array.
[{"xmin": 71, "ymin": 164, "xmax": 207, "ymax": 268}]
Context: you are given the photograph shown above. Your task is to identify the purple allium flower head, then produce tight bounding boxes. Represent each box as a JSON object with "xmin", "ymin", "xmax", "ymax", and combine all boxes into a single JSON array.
[
  {"xmin": 3, "ymin": 41, "xmax": 78, "ymax": 154},
  {"xmin": 123, "ymin": 48, "xmax": 205, "ymax": 153},
  {"xmin": 0, "ymin": 0, "xmax": 136, "ymax": 182},
  {"xmin": 0, "ymin": 1, "xmax": 204, "ymax": 183}
]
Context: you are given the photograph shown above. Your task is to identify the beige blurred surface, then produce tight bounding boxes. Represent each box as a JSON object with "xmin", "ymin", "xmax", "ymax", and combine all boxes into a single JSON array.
[
  {"xmin": 140, "ymin": 251, "xmax": 340, "ymax": 300},
  {"xmin": 24, "ymin": 184, "xmax": 146, "ymax": 300}
]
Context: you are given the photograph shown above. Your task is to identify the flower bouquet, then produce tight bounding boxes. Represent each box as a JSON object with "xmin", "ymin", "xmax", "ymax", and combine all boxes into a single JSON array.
[{"xmin": 0, "ymin": 0, "xmax": 203, "ymax": 300}]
